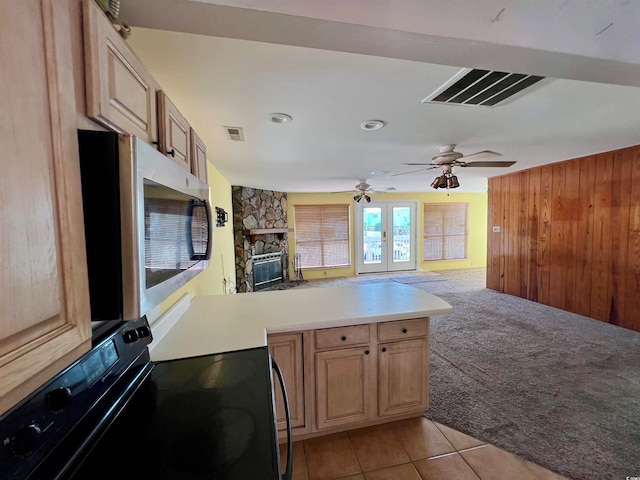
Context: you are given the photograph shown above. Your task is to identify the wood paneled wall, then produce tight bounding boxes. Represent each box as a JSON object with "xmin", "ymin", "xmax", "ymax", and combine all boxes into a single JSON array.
[{"xmin": 487, "ymin": 144, "xmax": 640, "ymax": 332}]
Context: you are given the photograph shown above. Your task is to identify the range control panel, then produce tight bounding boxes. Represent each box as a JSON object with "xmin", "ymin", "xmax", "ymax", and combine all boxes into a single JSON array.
[{"xmin": 0, "ymin": 317, "xmax": 152, "ymax": 480}]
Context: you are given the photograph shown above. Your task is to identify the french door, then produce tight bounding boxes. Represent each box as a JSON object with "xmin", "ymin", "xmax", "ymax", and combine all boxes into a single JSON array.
[{"xmin": 355, "ymin": 200, "xmax": 417, "ymax": 273}]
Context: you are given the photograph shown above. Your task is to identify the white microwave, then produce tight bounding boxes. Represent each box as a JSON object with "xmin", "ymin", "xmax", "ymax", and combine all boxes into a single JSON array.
[{"xmin": 78, "ymin": 131, "xmax": 212, "ymax": 322}]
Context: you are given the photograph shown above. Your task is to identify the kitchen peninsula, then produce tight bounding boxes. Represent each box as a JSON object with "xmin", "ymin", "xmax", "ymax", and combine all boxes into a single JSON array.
[{"xmin": 150, "ymin": 283, "xmax": 453, "ymax": 440}]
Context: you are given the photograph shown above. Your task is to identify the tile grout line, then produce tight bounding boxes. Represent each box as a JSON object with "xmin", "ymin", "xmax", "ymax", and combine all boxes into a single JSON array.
[
  {"xmin": 345, "ymin": 430, "xmax": 366, "ymax": 477},
  {"xmin": 429, "ymin": 420, "xmax": 485, "ymax": 480}
]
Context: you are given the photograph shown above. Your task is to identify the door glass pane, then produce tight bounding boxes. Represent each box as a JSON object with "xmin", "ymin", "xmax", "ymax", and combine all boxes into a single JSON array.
[
  {"xmin": 392, "ymin": 207, "xmax": 411, "ymax": 263},
  {"xmin": 363, "ymin": 207, "xmax": 382, "ymax": 264}
]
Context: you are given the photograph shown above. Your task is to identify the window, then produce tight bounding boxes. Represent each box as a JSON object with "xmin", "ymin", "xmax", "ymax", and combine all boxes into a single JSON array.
[
  {"xmin": 423, "ymin": 203, "xmax": 468, "ymax": 260},
  {"xmin": 294, "ymin": 205, "xmax": 350, "ymax": 268}
]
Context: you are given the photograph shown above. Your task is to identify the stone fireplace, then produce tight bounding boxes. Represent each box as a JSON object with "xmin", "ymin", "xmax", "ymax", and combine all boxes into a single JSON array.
[{"xmin": 232, "ymin": 186, "xmax": 289, "ymax": 293}]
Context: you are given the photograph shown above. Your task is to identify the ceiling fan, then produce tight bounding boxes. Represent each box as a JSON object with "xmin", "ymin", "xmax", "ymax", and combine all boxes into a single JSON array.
[
  {"xmin": 333, "ymin": 179, "xmax": 396, "ymax": 202},
  {"xmin": 393, "ymin": 144, "xmax": 516, "ymax": 189}
]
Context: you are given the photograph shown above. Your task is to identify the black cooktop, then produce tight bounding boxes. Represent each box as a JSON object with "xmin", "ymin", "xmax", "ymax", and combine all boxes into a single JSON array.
[{"xmin": 69, "ymin": 347, "xmax": 281, "ymax": 480}]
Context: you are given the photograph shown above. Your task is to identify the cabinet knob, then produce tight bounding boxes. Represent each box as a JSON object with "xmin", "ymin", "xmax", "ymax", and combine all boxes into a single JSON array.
[
  {"xmin": 152, "ymin": 140, "xmax": 162, "ymax": 149},
  {"xmin": 167, "ymin": 148, "xmax": 176, "ymax": 157},
  {"xmin": 402, "ymin": 328, "xmax": 408, "ymax": 334},
  {"xmin": 13, "ymin": 424, "xmax": 42, "ymax": 455},
  {"xmin": 341, "ymin": 336, "xmax": 347, "ymax": 341},
  {"xmin": 364, "ymin": 350, "xmax": 369, "ymax": 355},
  {"xmin": 381, "ymin": 347, "xmax": 387, "ymax": 353}
]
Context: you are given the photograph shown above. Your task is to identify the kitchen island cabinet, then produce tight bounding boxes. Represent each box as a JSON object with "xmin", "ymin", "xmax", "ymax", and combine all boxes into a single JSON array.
[
  {"xmin": 0, "ymin": 0, "xmax": 92, "ymax": 415},
  {"xmin": 149, "ymin": 283, "xmax": 453, "ymax": 439},
  {"xmin": 267, "ymin": 332, "xmax": 305, "ymax": 431}
]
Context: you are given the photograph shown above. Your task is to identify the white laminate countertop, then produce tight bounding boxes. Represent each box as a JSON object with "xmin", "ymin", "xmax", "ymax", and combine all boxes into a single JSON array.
[{"xmin": 149, "ymin": 282, "xmax": 453, "ymax": 362}]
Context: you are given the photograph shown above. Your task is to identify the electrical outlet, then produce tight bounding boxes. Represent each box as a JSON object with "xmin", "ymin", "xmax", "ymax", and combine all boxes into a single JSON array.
[{"xmin": 492, "ymin": 226, "xmax": 501, "ymax": 233}]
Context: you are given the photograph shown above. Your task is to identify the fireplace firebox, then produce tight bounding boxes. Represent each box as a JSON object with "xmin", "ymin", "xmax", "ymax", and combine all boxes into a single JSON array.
[{"xmin": 252, "ymin": 252, "xmax": 284, "ymax": 291}]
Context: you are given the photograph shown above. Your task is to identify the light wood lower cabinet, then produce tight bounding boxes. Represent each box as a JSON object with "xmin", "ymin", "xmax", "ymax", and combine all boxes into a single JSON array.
[
  {"xmin": 267, "ymin": 318, "xmax": 430, "ymax": 438},
  {"xmin": 315, "ymin": 346, "xmax": 374, "ymax": 430},
  {"xmin": 268, "ymin": 333, "xmax": 305, "ymax": 431},
  {"xmin": 378, "ymin": 339, "xmax": 429, "ymax": 416}
]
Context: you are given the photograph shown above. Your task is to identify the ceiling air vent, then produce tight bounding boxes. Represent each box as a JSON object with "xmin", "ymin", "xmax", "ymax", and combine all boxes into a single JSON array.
[
  {"xmin": 423, "ymin": 68, "xmax": 544, "ymax": 107},
  {"xmin": 224, "ymin": 126, "xmax": 245, "ymax": 142}
]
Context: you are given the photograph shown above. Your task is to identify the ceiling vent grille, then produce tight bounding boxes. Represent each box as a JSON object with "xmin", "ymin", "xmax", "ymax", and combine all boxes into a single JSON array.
[
  {"xmin": 423, "ymin": 68, "xmax": 544, "ymax": 107},
  {"xmin": 224, "ymin": 126, "xmax": 245, "ymax": 141}
]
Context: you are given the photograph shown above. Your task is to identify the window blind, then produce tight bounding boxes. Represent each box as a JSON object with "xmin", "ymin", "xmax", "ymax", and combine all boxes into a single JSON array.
[
  {"xmin": 294, "ymin": 204, "xmax": 350, "ymax": 268},
  {"xmin": 423, "ymin": 203, "xmax": 468, "ymax": 260}
]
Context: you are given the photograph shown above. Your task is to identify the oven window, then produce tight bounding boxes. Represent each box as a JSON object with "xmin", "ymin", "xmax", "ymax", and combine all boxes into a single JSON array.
[{"xmin": 144, "ymin": 179, "xmax": 209, "ymax": 288}]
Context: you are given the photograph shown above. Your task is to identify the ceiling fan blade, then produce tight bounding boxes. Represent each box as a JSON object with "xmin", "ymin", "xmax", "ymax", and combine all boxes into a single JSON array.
[
  {"xmin": 392, "ymin": 167, "xmax": 432, "ymax": 176},
  {"xmin": 403, "ymin": 162, "xmax": 433, "ymax": 166},
  {"xmin": 461, "ymin": 150, "xmax": 502, "ymax": 160},
  {"xmin": 461, "ymin": 161, "xmax": 516, "ymax": 168}
]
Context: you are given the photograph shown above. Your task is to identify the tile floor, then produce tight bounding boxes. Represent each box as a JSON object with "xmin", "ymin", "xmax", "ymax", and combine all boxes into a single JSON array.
[{"xmin": 280, "ymin": 417, "xmax": 568, "ymax": 480}]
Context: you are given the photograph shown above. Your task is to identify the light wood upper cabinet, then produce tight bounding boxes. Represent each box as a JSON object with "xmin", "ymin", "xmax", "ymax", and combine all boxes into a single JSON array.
[
  {"xmin": 83, "ymin": 0, "xmax": 159, "ymax": 144},
  {"xmin": 0, "ymin": 0, "xmax": 91, "ymax": 415},
  {"xmin": 190, "ymin": 128, "xmax": 209, "ymax": 182},
  {"xmin": 157, "ymin": 91, "xmax": 191, "ymax": 171},
  {"xmin": 268, "ymin": 333, "xmax": 305, "ymax": 431}
]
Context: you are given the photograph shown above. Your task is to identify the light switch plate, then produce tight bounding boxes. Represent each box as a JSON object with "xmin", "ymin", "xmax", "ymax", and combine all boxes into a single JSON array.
[{"xmin": 492, "ymin": 226, "xmax": 501, "ymax": 232}]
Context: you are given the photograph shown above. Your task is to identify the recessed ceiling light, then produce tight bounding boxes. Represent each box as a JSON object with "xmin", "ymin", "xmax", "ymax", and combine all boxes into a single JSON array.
[
  {"xmin": 360, "ymin": 120, "xmax": 386, "ymax": 131},
  {"xmin": 370, "ymin": 170, "xmax": 391, "ymax": 176},
  {"xmin": 267, "ymin": 113, "xmax": 293, "ymax": 124}
]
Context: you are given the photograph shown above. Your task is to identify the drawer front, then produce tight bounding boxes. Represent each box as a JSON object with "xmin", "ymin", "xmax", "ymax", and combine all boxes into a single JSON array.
[
  {"xmin": 314, "ymin": 325, "xmax": 370, "ymax": 349},
  {"xmin": 378, "ymin": 318, "xmax": 428, "ymax": 342}
]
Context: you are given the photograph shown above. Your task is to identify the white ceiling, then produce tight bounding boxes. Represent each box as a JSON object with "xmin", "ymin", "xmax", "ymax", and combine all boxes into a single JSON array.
[{"xmin": 121, "ymin": 0, "xmax": 640, "ymax": 193}]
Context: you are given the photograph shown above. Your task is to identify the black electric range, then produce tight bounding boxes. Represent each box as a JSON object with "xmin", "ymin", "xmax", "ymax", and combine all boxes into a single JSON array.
[{"xmin": 0, "ymin": 318, "xmax": 291, "ymax": 480}]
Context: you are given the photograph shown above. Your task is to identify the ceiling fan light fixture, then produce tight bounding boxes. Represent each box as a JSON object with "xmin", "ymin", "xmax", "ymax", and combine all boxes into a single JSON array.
[
  {"xmin": 446, "ymin": 175, "xmax": 460, "ymax": 189},
  {"xmin": 360, "ymin": 120, "xmax": 385, "ymax": 131},
  {"xmin": 431, "ymin": 175, "xmax": 447, "ymax": 189}
]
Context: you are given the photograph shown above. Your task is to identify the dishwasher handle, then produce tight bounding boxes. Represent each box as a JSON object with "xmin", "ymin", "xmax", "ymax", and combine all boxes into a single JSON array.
[{"xmin": 272, "ymin": 359, "xmax": 293, "ymax": 480}]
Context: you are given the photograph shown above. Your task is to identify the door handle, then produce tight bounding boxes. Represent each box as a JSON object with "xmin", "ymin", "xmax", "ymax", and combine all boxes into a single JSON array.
[{"xmin": 272, "ymin": 358, "xmax": 292, "ymax": 480}]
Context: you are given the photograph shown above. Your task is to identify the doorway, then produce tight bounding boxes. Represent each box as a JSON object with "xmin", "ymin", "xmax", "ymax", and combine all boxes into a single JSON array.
[{"xmin": 355, "ymin": 200, "xmax": 417, "ymax": 274}]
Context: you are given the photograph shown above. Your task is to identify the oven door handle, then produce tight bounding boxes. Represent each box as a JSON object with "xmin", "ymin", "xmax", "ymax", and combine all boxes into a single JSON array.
[{"xmin": 272, "ymin": 359, "xmax": 292, "ymax": 480}]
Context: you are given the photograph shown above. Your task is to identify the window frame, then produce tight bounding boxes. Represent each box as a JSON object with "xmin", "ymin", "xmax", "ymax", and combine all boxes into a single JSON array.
[
  {"xmin": 293, "ymin": 204, "xmax": 351, "ymax": 269},
  {"xmin": 423, "ymin": 202, "xmax": 469, "ymax": 261}
]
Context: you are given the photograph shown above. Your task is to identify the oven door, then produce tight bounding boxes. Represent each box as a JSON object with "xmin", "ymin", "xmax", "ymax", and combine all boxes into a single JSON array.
[{"xmin": 66, "ymin": 347, "xmax": 282, "ymax": 480}]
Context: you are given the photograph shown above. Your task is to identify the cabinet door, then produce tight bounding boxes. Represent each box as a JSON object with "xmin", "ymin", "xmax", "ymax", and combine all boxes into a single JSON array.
[
  {"xmin": 157, "ymin": 91, "xmax": 191, "ymax": 171},
  {"xmin": 83, "ymin": 0, "xmax": 159, "ymax": 143},
  {"xmin": 190, "ymin": 128, "xmax": 209, "ymax": 182},
  {"xmin": 268, "ymin": 333, "xmax": 305, "ymax": 431},
  {"xmin": 378, "ymin": 339, "xmax": 429, "ymax": 416},
  {"xmin": 315, "ymin": 347, "xmax": 373, "ymax": 430},
  {"xmin": 0, "ymin": 0, "xmax": 91, "ymax": 415}
]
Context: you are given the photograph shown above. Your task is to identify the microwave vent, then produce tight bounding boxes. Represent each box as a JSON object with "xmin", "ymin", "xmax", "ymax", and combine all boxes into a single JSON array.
[
  {"xmin": 224, "ymin": 126, "xmax": 245, "ymax": 142},
  {"xmin": 423, "ymin": 68, "xmax": 545, "ymax": 107}
]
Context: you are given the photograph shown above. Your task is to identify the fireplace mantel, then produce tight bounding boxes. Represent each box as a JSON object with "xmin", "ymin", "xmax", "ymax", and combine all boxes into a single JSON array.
[{"xmin": 244, "ymin": 228, "xmax": 293, "ymax": 244}]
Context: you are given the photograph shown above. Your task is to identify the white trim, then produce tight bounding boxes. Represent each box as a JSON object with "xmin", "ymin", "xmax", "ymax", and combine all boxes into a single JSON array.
[{"xmin": 355, "ymin": 199, "xmax": 418, "ymax": 274}]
